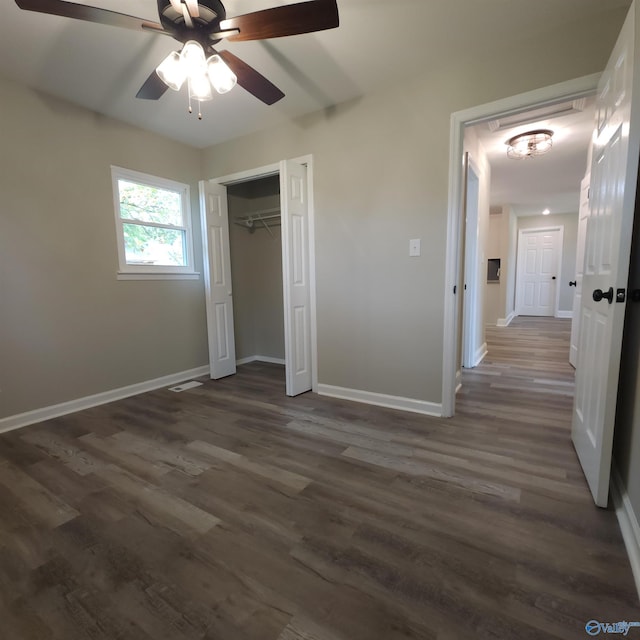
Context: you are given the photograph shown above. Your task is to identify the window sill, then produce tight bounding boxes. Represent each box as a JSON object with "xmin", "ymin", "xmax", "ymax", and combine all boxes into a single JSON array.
[{"xmin": 117, "ymin": 272, "xmax": 200, "ymax": 281}]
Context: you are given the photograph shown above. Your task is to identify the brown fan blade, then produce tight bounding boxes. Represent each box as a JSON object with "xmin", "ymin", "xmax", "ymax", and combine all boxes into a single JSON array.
[
  {"xmin": 136, "ymin": 71, "xmax": 170, "ymax": 100},
  {"xmin": 219, "ymin": 0, "xmax": 339, "ymax": 42},
  {"xmin": 15, "ymin": 0, "xmax": 165, "ymax": 33},
  {"xmin": 218, "ymin": 50, "xmax": 284, "ymax": 105}
]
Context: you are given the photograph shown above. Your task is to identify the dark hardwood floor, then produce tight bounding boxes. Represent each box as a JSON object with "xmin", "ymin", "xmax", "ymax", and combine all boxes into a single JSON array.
[{"xmin": 0, "ymin": 317, "xmax": 637, "ymax": 639}]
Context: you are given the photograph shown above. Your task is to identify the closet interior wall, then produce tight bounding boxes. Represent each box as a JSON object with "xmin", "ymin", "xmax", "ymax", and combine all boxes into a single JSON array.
[{"xmin": 227, "ymin": 176, "xmax": 284, "ymax": 363}]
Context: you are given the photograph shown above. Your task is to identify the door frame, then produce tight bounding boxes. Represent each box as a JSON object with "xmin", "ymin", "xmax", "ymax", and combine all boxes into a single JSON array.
[
  {"xmin": 442, "ymin": 73, "xmax": 600, "ymax": 417},
  {"xmin": 462, "ymin": 158, "xmax": 482, "ymax": 369},
  {"xmin": 203, "ymin": 155, "xmax": 319, "ymax": 393},
  {"xmin": 514, "ymin": 226, "xmax": 564, "ymax": 318}
]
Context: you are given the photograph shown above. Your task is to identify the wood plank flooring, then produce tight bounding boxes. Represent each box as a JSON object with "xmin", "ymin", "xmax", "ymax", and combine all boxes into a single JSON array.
[{"xmin": 0, "ymin": 316, "xmax": 638, "ymax": 639}]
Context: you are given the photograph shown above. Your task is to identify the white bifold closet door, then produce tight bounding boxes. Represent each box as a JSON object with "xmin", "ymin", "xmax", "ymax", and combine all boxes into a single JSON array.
[
  {"xmin": 200, "ymin": 181, "xmax": 236, "ymax": 380},
  {"xmin": 200, "ymin": 158, "xmax": 312, "ymax": 397}
]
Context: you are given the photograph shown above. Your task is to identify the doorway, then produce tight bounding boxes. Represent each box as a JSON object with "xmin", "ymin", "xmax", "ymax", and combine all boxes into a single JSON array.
[
  {"xmin": 199, "ymin": 157, "xmax": 318, "ymax": 397},
  {"xmin": 227, "ymin": 175, "xmax": 285, "ymax": 367},
  {"xmin": 515, "ymin": 227, "xmax": 563, "ymax": 317},
  {"xmin": 443, "ymin": 73, "xmax": 600, "ymax": 417}
]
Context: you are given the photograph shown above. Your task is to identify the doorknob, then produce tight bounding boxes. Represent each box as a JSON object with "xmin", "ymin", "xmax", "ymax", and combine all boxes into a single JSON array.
[
  {"xmin": 569, "ymin": 280, "xmax": 577, "ymax": 287},
  {"xmin": 552, "ymin": 276, "xmax": 556, "ymax": 280},
  {"xmin": 593, "ymin": 287, "xmax": 614, "ymax": 303}
]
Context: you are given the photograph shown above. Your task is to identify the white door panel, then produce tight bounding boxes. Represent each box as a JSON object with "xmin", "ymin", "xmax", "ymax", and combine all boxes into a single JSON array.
[
  {"xmin": 516, "ymin": 228, "xmax": 561, "ymax": 316},
  {"xmin": 572, "ymin": 3, "xmax": 640, "ymax": 507},
  {"xmin": 569, "ymin": 175, "xmax": 590, "ymax": 368},
  {"xmin": 199, "ymin": 181, "xmax": 236, "ymax": 379},
  {"xmin": 281, "ymin": 160, "xmax": 312, "ymax": 396}
]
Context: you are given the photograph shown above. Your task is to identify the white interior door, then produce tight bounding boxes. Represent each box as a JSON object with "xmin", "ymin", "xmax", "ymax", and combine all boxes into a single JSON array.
[
  {"xmin": 572, "ymin": 2, "xmax": 640, "ymax": 507},
  {"xmin": 515, "ymin": 228, "xmax": 562, "ymax": 316},
  {"xmin": 199, "ymin": 180, "xmax": 236, "ymax": 379},
  {"xmin": 462, "ymin": 164, "xmax": 480, "ymax": 369},
  {"xmin": 569, "ymin": 174, "xmax": 590, "ymax": 367},
  {"xmin": 280, "ymin": 159, "xmax": 312, "ymax": 396}
]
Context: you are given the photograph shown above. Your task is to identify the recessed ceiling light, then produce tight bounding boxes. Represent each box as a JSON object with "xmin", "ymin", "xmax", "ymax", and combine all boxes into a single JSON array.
[{"xmin": 542, "ymin": 208, "xmax": 551, "ymax": 215}]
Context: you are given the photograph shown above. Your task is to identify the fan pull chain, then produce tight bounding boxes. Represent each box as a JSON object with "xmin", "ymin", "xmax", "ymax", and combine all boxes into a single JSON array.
[
  {"xmin": 188, "ymin": 92, "xmax": 193, "ymax": 114},
  {"xmin": 198, "ymin": 100, "xmax": 203, "ymax": 120}
]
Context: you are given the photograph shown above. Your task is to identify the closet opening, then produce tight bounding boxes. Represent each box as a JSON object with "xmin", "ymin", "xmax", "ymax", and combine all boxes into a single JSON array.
[
  {"xmin": 227, "ymin": 175, "xmax": 285, "ymax": 368},
  {"xmin": 199, "ymin": 156, "xmax": 317, "ymax": 397}
]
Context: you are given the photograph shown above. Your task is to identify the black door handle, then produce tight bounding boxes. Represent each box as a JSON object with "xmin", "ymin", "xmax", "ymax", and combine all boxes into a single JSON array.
[
  {"xmin": 569, "ymin": 280, "xmax": 577, "ymax": 287},
  {"xmin": 593, "ymin": 287, "xmax": 614, "ymax": 304},
  {"xmin": 552, "ymin": 276, "xmax": 556, "ymax": 280}
]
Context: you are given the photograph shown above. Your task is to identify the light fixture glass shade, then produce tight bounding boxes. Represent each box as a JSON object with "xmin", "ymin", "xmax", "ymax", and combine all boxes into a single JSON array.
[
  {"xmin": 181, "ymin": 40, "xmax": 207, "ymax": 79},
  {"xmin": 207, "ymin": 55, "xmax": 237, "ymax": 94},
  {"xmin": 188, "ymin": 73, "xmax": 213, "ymax": 101},
  {"xmin": 506, "ymin": 129, "xmax": 554, "ymax": 159},
  {"xmin": 156, "ymin": 51, "xmax": 186, "ymax": 91}
]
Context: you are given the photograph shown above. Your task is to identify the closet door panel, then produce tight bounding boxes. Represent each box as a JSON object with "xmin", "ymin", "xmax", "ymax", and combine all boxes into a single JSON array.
[
  {"xmin": 200, "ymin": 181, "xmax": 237, "ymax": 379},
  {"xmin": 281, "ymin": 160, "xmax": 312, "ymax": 396}
]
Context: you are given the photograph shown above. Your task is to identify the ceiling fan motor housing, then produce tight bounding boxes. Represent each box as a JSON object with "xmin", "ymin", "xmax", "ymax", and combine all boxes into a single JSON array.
[{"xmin": 157, "ymin": 0, "xmax": 226, "ymax": 42}]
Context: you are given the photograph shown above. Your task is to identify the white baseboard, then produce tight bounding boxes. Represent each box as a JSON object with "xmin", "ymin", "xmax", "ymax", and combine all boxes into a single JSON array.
[
  {"xmin": 474, "ymin": 342, "xmax": 488, "ymax": 367},
  {"xmin": 236, "ymin": 355, "xmax": 285, "ymax": 366},
  {"xmin": 0, "ymin": 365, "xmax": 210, "ymax": 435},
  {"xmin": 612, "ymin": 465, "xmax": 640, "ymax": 602},
  {"xmin": 317, "ymin": 384, "xmax": 442, "ymax": 417},
  {"xmin": 555, "ymin": 310, "xmax": 573, "ymax": 319},
  {"xmin": 497, "ymin": 311, "xmax": 516, "ymax": 327}
]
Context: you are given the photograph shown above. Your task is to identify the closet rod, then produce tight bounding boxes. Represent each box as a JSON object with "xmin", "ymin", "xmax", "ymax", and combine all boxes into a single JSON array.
[{"xmin": 235, "ymin": 206, "xmax": 280, "ymax": 221}]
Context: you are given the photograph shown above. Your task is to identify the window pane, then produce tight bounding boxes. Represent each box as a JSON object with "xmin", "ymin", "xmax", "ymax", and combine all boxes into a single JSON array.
[
  {"xmin": 123, "ymin": 223, "xmax": 186, "ymax": 266},
  {"xmin": 118, "ymin": 180, "xmax": 183, "ymax": 226}
]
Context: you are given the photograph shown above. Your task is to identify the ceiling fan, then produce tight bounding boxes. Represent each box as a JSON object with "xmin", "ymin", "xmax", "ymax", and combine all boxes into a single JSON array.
[{"xmin": 14, "ymin": 0, "xmax": 339, "ymax": 114}]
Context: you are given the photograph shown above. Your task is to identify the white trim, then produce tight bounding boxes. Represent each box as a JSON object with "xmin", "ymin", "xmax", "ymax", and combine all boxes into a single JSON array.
[
  {"xmin": 236, "ymin": 355, "xmax": 286, "ymax": 366},
  {"xmin": 462, "ymin": 160, "xmax": 481, "ymax": 369},
  {"xmin": 497, "ymin": 311, "xmax": 516, "ymax": 327},
  {"xmin": 117, "ymin": 272, "xmax": 200, "ymax": 280},
  {"xmin": 318, "ymin": 384, "xmax": 442, "ymax": 417},
  {"xmin": 555, "ymin": 310, "xmax": 573, "ymax": 319},
  {"xmin": 212, "ymin": 163, "xmax": 280, "ymax": 186},
  {"xmin": 611, "ymin": 465, "xmax": 640, "ymax": 601},
  {"xmin": 111, "ymin": 165, "xmax": 195, "ymax": 277},
  {"xmin": 443, "ymin": 73, "xmax": 600, "ymax": 417},
  {"xmin": 0, "ymin": 366, "xmax": 210, "ymax": 434},
  {"xmin": 455, "ymin": 370, "xmax": 462, "ymax": 394},
  {"xmin": 473, "ymin": 342, "xmax": 488, "ymax": 367}
]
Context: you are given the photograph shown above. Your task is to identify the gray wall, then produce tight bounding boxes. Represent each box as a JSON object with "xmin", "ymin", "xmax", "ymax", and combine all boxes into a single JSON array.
[
  {"xmin": 0, "ymin": 74, "xmax": 208, "ymax": 419},
  {"xmin": 227, "ymin": 178, "xmax": 284, "ymax": 362},
  {"xmin": 0, "ymin": 5, "xmax": 628, "ymax": 418},
  {"xmin": 202, "ymin": 8, "xmax": 625, "ymax": 402}
]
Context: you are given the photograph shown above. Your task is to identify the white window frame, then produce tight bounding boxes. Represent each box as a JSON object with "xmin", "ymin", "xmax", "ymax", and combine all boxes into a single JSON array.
[{"xmin": 111, "ymin": 166, "xmax": 198, "ymax": 280}]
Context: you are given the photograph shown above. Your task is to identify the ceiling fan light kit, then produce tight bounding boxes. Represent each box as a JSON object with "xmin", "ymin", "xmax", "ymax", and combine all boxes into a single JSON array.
[
  {"xmin": 506, "ymin": 129, "xmax": 554, "ymax": 159},
  {"xmin": 156, "ymin": 39, "xmax": 238, "ymax": 117},
  {"xmin": 15, "ymin": 0, "xmax": 339, "ymax": 119}
]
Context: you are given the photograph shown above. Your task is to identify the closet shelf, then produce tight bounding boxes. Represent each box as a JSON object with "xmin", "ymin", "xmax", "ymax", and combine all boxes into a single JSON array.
[{"xmin": 233, "ymin": 207, "xmax": 281, "ymax": 235}]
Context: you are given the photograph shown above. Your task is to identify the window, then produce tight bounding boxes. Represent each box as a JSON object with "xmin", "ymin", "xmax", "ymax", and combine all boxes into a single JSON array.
[{"xmin": 111, "ymin": 166, "xmax": 198, "ymax": 279}]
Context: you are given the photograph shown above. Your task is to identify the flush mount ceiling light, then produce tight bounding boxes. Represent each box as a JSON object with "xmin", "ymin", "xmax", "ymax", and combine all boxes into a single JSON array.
[{"xmin": 506, "ymin": 129, "xmax": 554, "ymax": 159}]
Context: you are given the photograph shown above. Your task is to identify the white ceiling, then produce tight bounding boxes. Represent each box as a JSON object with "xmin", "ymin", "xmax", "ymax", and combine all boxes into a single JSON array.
[
  {"xmin": 469, "ymin": 96, "xmax": 597, "ymax": 217},
  {"xmin": 0, "ymin": 0, "xmax": 630, "ymax": 149}
]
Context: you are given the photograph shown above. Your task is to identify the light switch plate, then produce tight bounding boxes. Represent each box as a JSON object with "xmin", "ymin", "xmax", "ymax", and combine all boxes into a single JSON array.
[{"xmin": 409, "ymin": 238, "xmax": 421, "ymax": 257}]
